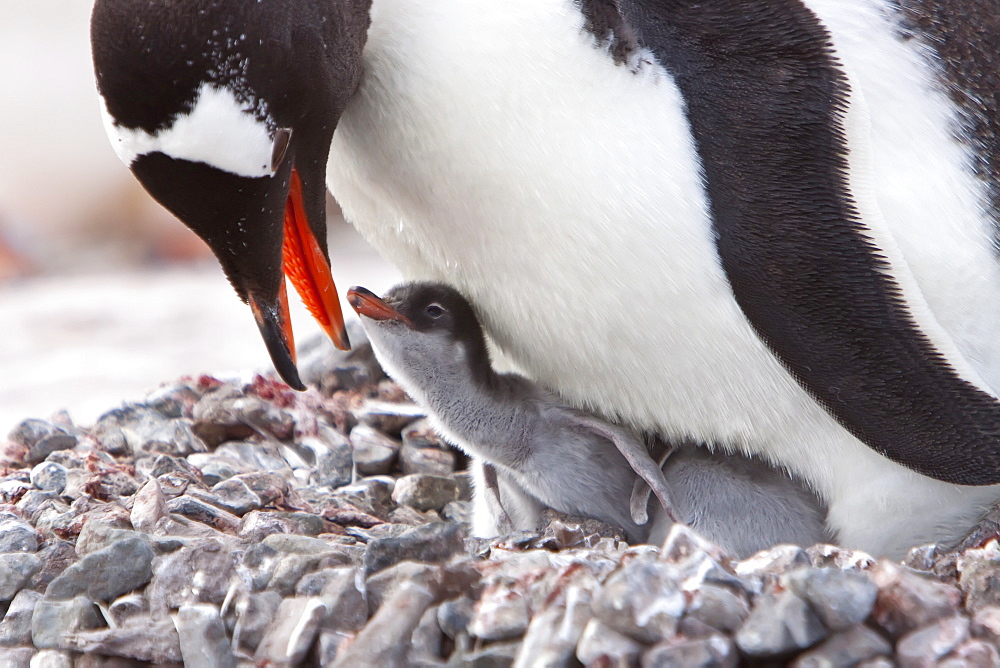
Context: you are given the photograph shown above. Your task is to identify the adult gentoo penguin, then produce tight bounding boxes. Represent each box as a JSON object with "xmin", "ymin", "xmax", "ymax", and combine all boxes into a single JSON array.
[{"xmin": 91, "ymin": 0, "xmax": 1000, "ymax": 557}]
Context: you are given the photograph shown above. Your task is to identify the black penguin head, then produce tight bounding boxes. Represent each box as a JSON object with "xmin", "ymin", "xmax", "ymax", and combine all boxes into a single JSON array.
[
  {"xmin": 90, "ymin": 0, "xmax": 372, "ymax": 389},
  {"xmin": 347, "ymin": 283, "xmax": 495, "ymax": 382}
]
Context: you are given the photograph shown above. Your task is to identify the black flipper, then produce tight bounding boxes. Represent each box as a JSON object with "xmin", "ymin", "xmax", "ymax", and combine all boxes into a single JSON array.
[{"xmin": 590, "ymin": 0, "xmax": 1000, "ymax": 484}]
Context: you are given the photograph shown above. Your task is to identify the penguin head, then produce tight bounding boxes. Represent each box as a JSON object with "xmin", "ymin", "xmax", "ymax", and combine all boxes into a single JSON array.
[
  {"xmin": 347, "ymin": 283, "xmax": 495, "ymax": 389},
  {"xmin": 90, "ymin": 0, "xmax": 371, "ymax": 389}
]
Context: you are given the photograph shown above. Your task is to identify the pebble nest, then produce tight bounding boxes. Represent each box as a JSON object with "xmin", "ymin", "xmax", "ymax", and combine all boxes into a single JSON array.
[{"xmin": 1, "ymin": 327, "xmax": 999, "ymax": 667}]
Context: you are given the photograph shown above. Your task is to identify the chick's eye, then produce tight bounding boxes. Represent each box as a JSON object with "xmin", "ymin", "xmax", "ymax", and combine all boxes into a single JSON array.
[{"xmin": 426, "ymin": 304, "xmax": 445, "ymax": 318}]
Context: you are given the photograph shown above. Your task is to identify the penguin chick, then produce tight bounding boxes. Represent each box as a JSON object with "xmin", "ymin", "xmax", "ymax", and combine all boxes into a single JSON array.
[
  {"xmin": 642, "ymin": 445, "xmax": 832, "ymax": 558},
  {"xmin": 348, "ymin": 282, "xmax": 830, "ymax": 555},
  {"xmin": 347, "ymin": 282, "xmax": 676, "ymax": 543}
]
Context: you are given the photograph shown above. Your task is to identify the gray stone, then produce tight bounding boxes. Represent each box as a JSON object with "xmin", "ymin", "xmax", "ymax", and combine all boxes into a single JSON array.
[
  {"xmin": 643, "ymin": 634, "xmax": 737, "ymax": 668},
  {"xmin": 363, "ymin": 522, "xmax": 467, "ymax": 577},
  {"xmin": 27, "ymin": 540, "xmax": 75, "ymax": 592},
  {"xmin": 791, "ymin": 625, "xmax": 893, "ymax": 667},
  {"xmin": 387, "ymin": 504, "xmax": 438, "ymax": 526},
  {"xmin": 401, "ymin": 419, "xmax": 451, "ymax": 450},
  {"xmin": 460, "ymin": 641, "xmax": 521, "ymax": 667},
  {"xmin": 15, "ymin": 491, "xmax": 61, "ymax": 526},
  {"xmin": 0, "ymin": 554, "xmax": 41, "ymax": 601},
  {"xmin": 31, "ymin": 596, "xmax": 102, "ymax": 649},
  {"xmin": 150, "ymin": 453, "xmax": 201, "ymax": 479},
  {"xmin": 735, "ymin": 590, "xmax": 828, "ymax": 658},
  {"xmin": 230, "ymin": 471, "xmax": 290, "ymax": 507},
  {"xmin": 238, "ymin": 510, "xmax": 327, "ymax": 542},
  {"xmin": 263, "ymin": 533, "xmax": 336, "ymax": 555},
  {"xmin": 957, "ymin": 542, "xmax": 1000, "ymax": 610},
  {"xmin": 453, "ymin": 470, "xmax": 474, "ymax": 501},
  {"xmin": 230, "ymin": 590, "xmax": 282, "ymax": 655},
  {"xmin": 60, "ymin": 617, "xmax": 182, "ymax": 664},
  {"xmin": 289, "ymin": 432, "xmax": 354, "ymax": 489},
  {"xmin": 255, "ymin": 597, "xmax": 327, "ymax": 666},
  {"xmin": 145, "ymin": 382, "xmax": 201, "ymax": 418},
  {"xmin": 870, "ymin": 561, "xmax": 962, "ymax": 638},
  {"xmin": 575, "ymin": 618, "xmax": 643, "ymax": 666},
  {"xmin": 806, "ymin": 544, "xmax": 877, "ymax": 571},
  {"xmin": 166, "ymin": 494, "xmax": 242, "ymax": 532},
  {"xmin": 129, "ymin": 478, "xmax": 167, "ymax": 533},
  {"xmin": 0, "ymin": 647, "xmax": 36, "ymax": 668},
  {"xmin": 268, "ymin": 550, "xmax": 353, "ymax": 597},
  {"xmin": 0, "ymin": 590, "xmax": 41, "ymax": 646},
  {"xmin": 189, "ymin": 441, "xmax": 291, "ymax": 485},
  {"xmin": 0, "ymin": 647, "xmax": 34, "ymax": 668},
  {"xmin": 366, "ymin": 561, "xmax": 439, "ymax": 614},
  {"xmin": 8, "ymin": 419, "xmax": 77, "ymax": 465},
  {"xmin": 331, "ymin": 581, "xmax": 435, "ymax": 668},
  {"xmin": 155, "ymin": 472, "xmax": 194, "ymax": 499},
  {"xmin": 27, "ymin": 650, "xmax": 72, "ymax": 668},
  {"xmin": 107, "ymin": 593, "xmax": 146, "ymax": 626},
  {"xmin": 686, "ymin": 584, "xmax": 750, "ymax": 633},
  {"xmin": 593, "ymin": 556, "xmax": 686, "ymax": 643},
  {"xmin": 44, "ymin": 535, "xmax": 153, "ymax": 602},
  {"xmin": 316, "ymin": 568, "xmax": 367, "ymax": 632},
  {"xmin": 146, "ymin": 541, "xmax": 236, "ymax": 611},
  {"xmin": 192, "ymin": 388, "xmax": 294, "ymax": 443},
  {"xmin": 299, "ymin": 324, "xmax": 384, "ymax": 393},
  {"xmin": 174, "ymin": 604, "xmax": 235, "ymax": 668},
  {"xmin": 391, "ymin": 474, "xmax": 460, "ymax": 512},
  {"xmin": 896, "ymin": 615, "xmax": 970, "ymax": 667},
  {"xmin": 295, "ymin": 567, "xmax": 348, "ymax": 597},
  {"xmin": 28, "ymin": 463, "xmax": 66, "ymax": 495},
  {"xmin": 784, "ymin": 567, "xmax": 878, "ymax": 631},
  {"xmin": 119, "ymin": 412, "xmax": 205, "ymax": 458},
  {"xmin": 74, "ymin": 525, "xmax": 142, "ymax": 558},
  {"xmin": 438, "ymin": 596, "xmax": 475, "ymax": 640},
  {"xmin": 903, "ymin": 544, "xmax": 938, "ymax": 572},
  {"xmin": 0, "ymin": 519, "xmax": 37, "ymax": 554},
  {"xmin": 441, "ymin": 500, "xmax": 471, "ymax": 523},
  {"xmin": 470, "ymin": 581, "xmax": 531, "ymax": 642},
  {"xmin": 409, "ymin": 604, "xmax": 444, "ymax": 664},
  {"xmin": 940, "ymin": 639, "xmax": 1000, "ymax": 668},
  {"xmin": 350, "ymin": 425, "xmax": 400, "ymax": 476},
  {"xmin": 314, "ymin": 630, "xmax": 352, "ymax": 666},
  {"xmin": 735, "ymin": 543, "xmax": 811, "ymax": 579},
  {"xmin": 93, "ymin": 404, "xmax": 194, "ymax": 456},
  {"xmin": 400, "ymin": 441, "xmax": 456, "ymax": 476},
  {"xmin": 354, "ymin": 400, "xmax": 425, "ymax": 434},
  {"xmin": 515, "ymin": 587, "xmax": 593, "ymax": 668},
  {"xmin": 972, "ymin": 606, "xmax": 1000, "ymax": 645}
]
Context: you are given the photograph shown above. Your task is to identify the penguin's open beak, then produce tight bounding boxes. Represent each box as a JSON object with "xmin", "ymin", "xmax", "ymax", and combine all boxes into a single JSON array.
[
  {"xmin": 347, "ymin": 286, "xmax": 414, "ymax": 327},
  {"xmin": 281, "ymin": 168, "xmax": 350, "ymax": 350},
  {"xmin": 249, "ymin": 167, "xmax": 350, "ymax": 391}
]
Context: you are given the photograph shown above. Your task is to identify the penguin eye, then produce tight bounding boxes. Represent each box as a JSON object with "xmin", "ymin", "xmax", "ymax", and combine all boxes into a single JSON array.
[
  {"xmin": 426, "ymin": 304, "xmax": 445, "ymax": 318},
  {"xmin": 270, "ymin": 128, "xmax": 293, "ymax": 172}
]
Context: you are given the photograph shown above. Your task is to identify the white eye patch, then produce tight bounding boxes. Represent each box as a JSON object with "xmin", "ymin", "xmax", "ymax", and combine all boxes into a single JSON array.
[{"xmin": 100, "ymin": 83, "xmax": 276, "ymax": 179}]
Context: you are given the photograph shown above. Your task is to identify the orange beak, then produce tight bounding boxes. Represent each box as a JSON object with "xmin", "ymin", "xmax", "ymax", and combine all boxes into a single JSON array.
[
  {"xmin": 282, "ymin": 167, "xmax": 350, "ymax": 338},
  {"xmin": 253, "ymin": 167, "xmax": 350, "ymax": 391},
  {"xmin": 347, "ymin": 286, "xmax": 414, "ymax": 327}
]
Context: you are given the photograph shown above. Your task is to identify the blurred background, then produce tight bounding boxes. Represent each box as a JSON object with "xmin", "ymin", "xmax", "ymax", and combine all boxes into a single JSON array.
[{"xmin": 0, "ymin": 4, "xmax": 399, "ymax": 432}]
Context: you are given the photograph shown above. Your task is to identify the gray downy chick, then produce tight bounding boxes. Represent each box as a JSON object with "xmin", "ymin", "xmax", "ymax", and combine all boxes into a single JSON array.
[
  {"xmin": 348, "ymin": 282, "xmax": 829, "ymax": 555},
  {"xmin": 348, "ymin": 282, "xmax": 675, "ymax": 543}
]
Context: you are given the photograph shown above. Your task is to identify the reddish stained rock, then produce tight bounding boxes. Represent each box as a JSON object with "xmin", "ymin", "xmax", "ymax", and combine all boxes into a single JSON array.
[{"xmin": 870, "ymin": 562, "xmax": 962, "ymax": 638}]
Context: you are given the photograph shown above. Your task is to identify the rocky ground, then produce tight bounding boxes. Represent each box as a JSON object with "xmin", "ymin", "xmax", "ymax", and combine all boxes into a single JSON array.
[{"xmin": 0, "ymin": 327, "xmax": 999, "ymax": 667}]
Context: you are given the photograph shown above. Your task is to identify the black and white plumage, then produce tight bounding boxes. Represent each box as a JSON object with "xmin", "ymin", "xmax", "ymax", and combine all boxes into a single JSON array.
[
  {"xmin": 91, "ymin": 0, "xmax": 1000, "ymax": 557},
  {"xmin": 349, "ymin": 282, "xmax": 829, "ymax": 556}
]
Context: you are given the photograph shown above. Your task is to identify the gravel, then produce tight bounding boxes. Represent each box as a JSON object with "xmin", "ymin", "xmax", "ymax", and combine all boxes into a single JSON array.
[{"xmin": 0, "ymin": 328, "xmax": 997, "ymax": 664}]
